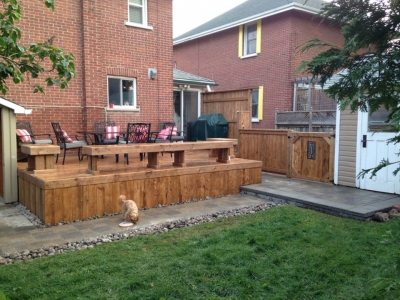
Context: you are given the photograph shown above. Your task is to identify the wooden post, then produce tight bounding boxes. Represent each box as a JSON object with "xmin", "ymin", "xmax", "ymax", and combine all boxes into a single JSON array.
[
  {"xmin": 237, "ymin": 111, "xmax": 251, "ymax": 158},
  {"xmin": 21, "ymin": 144, "xmax": 60, "ymax": 172},
  {"xmin": 173, "ymin": 150, "xmax": 185, "ymax": 167}
]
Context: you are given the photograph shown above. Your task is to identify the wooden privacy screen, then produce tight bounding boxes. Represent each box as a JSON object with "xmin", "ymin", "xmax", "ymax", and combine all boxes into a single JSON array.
[
  {"xmin": 239, "ymin": 129, "xmax": 335, "ymax": 183},
  {"xmin": 202, "ymin": 89, "xmax": 252, "ymax": 140}
]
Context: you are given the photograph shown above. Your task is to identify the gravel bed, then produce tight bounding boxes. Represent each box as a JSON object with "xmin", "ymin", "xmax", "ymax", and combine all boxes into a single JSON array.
[{"xmin": 1, "ymin": 197, "xmax": 282, "ymax": 265}]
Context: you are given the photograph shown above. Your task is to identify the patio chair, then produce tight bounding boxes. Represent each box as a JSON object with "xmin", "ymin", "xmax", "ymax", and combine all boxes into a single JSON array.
[
  {"xmin": 16, "ymin": 122, "xmax": 53, "ymax": 145},
  {"xmin": 150, "ymin": 122, "xmax": 186, "ymax": 142},
  {"xmin": 94, "ymin": 121, "xmax": 118, "ymax": 145},
  {"xmin": 94, "ymin": 121, "xmax": 121, "ymax": 161},
  {"xmin": 16, "ymin": 121, "xmax": 54, "ymax": 161},
  {"xmin": 120, "ymin": 123, "xmax": 151, "ymax": 165},
  {"xmin": 149, "ymin": 122, "xmax": 186, "ymax": 156},
  {"xmin": 51, "ymin": 122, "xmax": 88, "ymax": 165}
]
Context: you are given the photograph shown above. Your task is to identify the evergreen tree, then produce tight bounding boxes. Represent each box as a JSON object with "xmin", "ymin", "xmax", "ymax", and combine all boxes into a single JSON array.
[{"xmin": 299, "ymin": 0, "xmax": 400, "ymax": 178}]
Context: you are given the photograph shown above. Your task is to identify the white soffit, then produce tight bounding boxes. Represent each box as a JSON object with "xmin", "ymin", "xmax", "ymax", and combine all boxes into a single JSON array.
[{"xmin": 0, "ymin": 97, "xmax": 32, "ymax": 114}]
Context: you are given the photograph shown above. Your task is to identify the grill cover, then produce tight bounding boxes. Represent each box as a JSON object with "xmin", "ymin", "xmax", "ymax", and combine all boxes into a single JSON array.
[{"xmin": 190, "ymin": 114, "xmax": 228, "ymax": 141}]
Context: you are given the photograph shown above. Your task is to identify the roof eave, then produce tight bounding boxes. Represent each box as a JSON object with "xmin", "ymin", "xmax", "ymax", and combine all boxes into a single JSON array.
[
  {"xmin": 0, "ymin": 97, "xmax": 32, "ymax": 114},
  {"xmin": 174, "ymin": 79, "xmax": 218, "ymax": 86},
  {"xmin": 173, "ymin": 3, "xmax": 320, "ymax": 45}
]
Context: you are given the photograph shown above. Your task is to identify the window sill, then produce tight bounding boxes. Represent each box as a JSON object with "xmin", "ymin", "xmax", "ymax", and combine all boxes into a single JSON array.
[
  {"xmin": 240, "ymin": 53, "xmax": 258, "ymax": 60},
  {"xmin": 124, "ymin": 21, "xmax": 153, "ymax": 30},
  {"xmin": 107, "ymin": 106, "xmax": 140, "ymax": 112},
  {"xmin": 252, "ymin": 118, "xmax": 259, "ymax": 123}
]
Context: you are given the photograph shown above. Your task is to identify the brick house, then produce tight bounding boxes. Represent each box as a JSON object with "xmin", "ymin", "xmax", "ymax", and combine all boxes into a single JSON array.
[
  {"xmin": 8, "ymin": 0, "xmax": 174, "ymax": 135},
  {"xmin": 173, "ymin": 0, "xmax": 343, "ymax": 129}
]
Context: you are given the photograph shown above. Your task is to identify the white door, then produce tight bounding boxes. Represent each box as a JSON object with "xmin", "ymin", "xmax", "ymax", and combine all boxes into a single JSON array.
[{"xmin": 358, "ymin": 108, "xmax": 400, "ymax": 194}]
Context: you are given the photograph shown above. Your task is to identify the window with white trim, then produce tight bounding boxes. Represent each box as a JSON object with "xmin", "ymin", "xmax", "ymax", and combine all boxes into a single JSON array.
[
  {"xmin": 252, "ymin": 86, "xmax": 263, "ymax": 122},
  {"xmin": 252, "ymin": 89, "xmax": 259, "ymax": 121},
  {"xmin": 244, "ymin": 23, "xmax": 257, "ymax": 56},
  {"xmin": 108, "ymin": 76, "xmax": 137, "ymax": 108},
  {"xmin": 128, "ymin": 0, "xmax": 148, "ymax": 26}
]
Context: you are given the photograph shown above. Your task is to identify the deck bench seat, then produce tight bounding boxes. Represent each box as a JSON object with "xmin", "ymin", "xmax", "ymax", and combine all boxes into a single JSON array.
[{"xmin": 82, "ymin": 141, "xmax": 234, "ymax": 174}]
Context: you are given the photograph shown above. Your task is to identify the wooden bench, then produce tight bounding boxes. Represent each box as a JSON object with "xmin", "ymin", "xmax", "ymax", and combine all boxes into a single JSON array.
[
  {"xmin": 206, "ymin": 138, "xmax": 238, "ymax": 159},
  {"xmin": 82, "ymin": 141, "xmax": 233, "ymax": 174},
  {"xmin": 21, "ymin": 144, "xmax": 60, "ymax": 173}
]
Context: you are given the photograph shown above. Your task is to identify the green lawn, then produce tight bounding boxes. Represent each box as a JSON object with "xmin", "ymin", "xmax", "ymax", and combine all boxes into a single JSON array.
[{"xmin": 0, "ymin": 205, "xmax": 399, "ymax": 300}]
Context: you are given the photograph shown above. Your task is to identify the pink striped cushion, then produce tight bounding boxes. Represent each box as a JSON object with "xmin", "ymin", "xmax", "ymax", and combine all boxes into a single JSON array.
[
  {"xmin": 61, "ymin": 130, "xmax": 73, "ymax": 143},
  {"xmin": 172, "ymin": 126, "xmax": 178, "ymax": 136},
  {"xmin": 16, "ymin": 129, "xmax": 32, "ymax": 142},
  {"xmin": 165, "ymin": 125, "xmax": 178, "ymax": 137},
  {"xmin": 105, "ymin": 126, "xmax": 120, "ymax": 139},
  {"xmin": 158, "ymin": 128, "xmax": 170, "ymax": 139}
]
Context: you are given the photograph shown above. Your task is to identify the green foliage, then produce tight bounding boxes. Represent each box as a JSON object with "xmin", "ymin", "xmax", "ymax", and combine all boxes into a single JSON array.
[
  {"xmin": 0, "ymin": 206, "xmax": 399, "ymax": 299},
  {"xmin": 299, "ymin": 0, "xmax": 400, "ymax": 177},
  {"xmin": 0, "ymin": 0, "xmax": 75, "ymax": 95}
]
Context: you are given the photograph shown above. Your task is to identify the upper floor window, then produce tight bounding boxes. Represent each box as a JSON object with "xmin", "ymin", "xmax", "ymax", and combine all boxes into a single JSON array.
[
  {"xmin": 125, "ymin": 0, "xmax": 153, "ymax": 30},
  {"xmin": 238, "ymin": 20, "xmax": 261, "ymax": 58},
  {"xmin": 108, "ymin": 76, "xmax": 137, "ymax": 108},
  {"xmin": 244, "ymin": 23, "xmax": 257, "ymax": 55}
]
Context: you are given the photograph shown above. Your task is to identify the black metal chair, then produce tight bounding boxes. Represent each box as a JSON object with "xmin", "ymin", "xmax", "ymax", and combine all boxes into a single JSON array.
[
  {"xmin": 94, "ymin": 121, "xmax": 121, "ymax": 161},
  {"xmin": 94, "ymin": 121, "xmax": 118, "ymax": 145},
  {"xmin": 120, "ymin": 123, "xmax": 151, "ymax": 164},
  {"xmin": 16, "ymin": 121, "xmax": 53, "ymax": 145},
  {"xmin": 149, "ymin": 122, "xmax": 186, "ymax": 156},
  {"xmin": 51, "ymin": 122, "xmax": 88, "ymax": 165},
  {"xmin": 150, "ymin": 122, "xmax": 175, "ymax": 142},
  {"xmin": 16, "ymin": 122, "xmax": 54, "ymax": 161}
]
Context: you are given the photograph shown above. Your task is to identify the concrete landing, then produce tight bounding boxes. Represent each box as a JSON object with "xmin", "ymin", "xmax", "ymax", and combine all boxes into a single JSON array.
[{"xmin": 241, "ymin": 173, "xmax": 400, "ymax": 220}]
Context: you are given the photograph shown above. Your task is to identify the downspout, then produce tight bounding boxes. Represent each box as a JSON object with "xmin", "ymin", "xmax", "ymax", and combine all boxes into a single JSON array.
[{"xmin": 80, "ymin": 0, "xmax": 88, "ymax": 129}]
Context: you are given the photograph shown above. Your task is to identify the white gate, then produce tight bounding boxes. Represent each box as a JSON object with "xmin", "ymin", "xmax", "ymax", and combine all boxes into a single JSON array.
[{"xmin": 358, "ymin": 109, "xmax": 400, "ymax": 194}]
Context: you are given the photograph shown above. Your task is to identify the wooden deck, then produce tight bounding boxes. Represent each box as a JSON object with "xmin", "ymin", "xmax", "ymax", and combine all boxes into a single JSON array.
[{"xmin": 18, "ymin": 149, "xmax": 262, "ymax": 225}]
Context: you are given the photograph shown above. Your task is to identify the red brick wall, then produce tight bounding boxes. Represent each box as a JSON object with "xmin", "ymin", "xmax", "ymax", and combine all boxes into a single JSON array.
[
  {"xmin": 9, "ymin": 0, "xmax": 173, "ymax": 135},
  {"xmin": 173, "ymin": 10, "xmax": 343, "ymax": 129}
]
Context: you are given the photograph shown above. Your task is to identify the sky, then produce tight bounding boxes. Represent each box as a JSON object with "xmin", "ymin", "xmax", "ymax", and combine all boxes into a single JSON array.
[{"xmin": 173, "ymin": 0, "xmax": 247, "ymax": 38}]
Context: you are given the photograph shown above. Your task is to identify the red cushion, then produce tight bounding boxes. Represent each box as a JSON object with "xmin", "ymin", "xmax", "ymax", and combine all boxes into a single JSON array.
[
  {"xmin": 61, "ymin": 130, "xmax": 73, "ymax": 143},
  {"xmin": 16, "ymin": 129, "xmax": 32, "ymax": 142},
  {"xmin": 133, "ymin": 127, "xmax": 149, "ymax": 142},
  {"xmin": 105, "ymin": 125, "xmax": 120, "ymax": 139},
  {"xmin": 158, "ymin": 128, "xmax": 170, "ymax": 139}
]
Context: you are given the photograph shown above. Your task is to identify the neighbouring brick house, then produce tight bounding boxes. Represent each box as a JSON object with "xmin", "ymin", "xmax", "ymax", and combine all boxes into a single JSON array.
[
  {"xmin": 7, "ymin": 0, "xmax": 173, "ymax": 135},
  {"xmin": 173, "ymin": 0, "xmax": 343, "ymax": 129}
]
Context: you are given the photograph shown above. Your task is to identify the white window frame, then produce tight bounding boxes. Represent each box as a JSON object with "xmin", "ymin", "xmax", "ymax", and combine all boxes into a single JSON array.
[
  {"xmin": 107, "ymin": 76, "xmax": 139, "ymax": 111},
  {"xmin": 252, "ymin": 88, "xmax": 259, "ymax": 122},
  {"xmin": 124, "ymin": 0, "xmax": 153, "ymax": 30},
  {"xmin": 244, "ymin": 22, "xmax": 257, "ymax": 57}
]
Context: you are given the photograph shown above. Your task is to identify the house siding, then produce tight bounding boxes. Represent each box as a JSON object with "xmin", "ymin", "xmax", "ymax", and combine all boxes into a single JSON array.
[
  {"xmin": 173, "ymin": 10, "xmax": 343, "ymax": 129},
  {"xmin": 338, "ymin": 108, "xmax": 358, "ymax": 187},
  {"xmin": 7, "ymin": 0, "xmax": 173, "ymax": 135}
]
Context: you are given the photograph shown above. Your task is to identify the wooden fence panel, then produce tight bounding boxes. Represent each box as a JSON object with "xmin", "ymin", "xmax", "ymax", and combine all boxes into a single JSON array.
[{"xmin": 239, "ymin": 129, "xmax": 288, "ymax": 174}]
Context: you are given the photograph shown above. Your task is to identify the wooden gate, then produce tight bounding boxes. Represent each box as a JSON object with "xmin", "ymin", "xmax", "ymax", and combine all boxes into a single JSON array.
[
  {"xmin": 287, "ymin": 131, "xmax": 335, "ymax": 183},
  {"xmin": 239, "ymin": 129, "xmax": 335, "ymax": 183}
]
